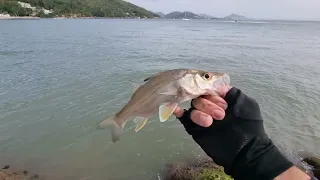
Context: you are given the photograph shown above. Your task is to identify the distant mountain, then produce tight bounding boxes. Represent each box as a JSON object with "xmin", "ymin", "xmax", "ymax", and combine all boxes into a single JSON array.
[
  {"xmin": 159, "ymin": 11, "xmax": 251, "ymax": 21},
  {"xmin": 198, "ymin": 13, "xmax": 218, "ymax": 19},
  {"xmin": 156, "ymin": 12, "xmax": 165, "ymax": 18},
  {"xmin": 163, "ymin": 11, "xmax": 180, "ymax": 19},
  {"xmin": 222, "ymin": 14, "xmax": 250, "ymax": 21},
  {"xmin": 0, "ymin": 0, "xmax": 159, "ymax": 18},
  {"xmin": 164, "ymin": 11, "xmax": 203, "ymax": 19}
]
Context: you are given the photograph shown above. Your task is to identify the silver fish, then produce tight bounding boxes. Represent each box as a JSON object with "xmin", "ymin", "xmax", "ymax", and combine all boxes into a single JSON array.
[{"xmin": 98, "ymin": 68, "xmax": 231, "ymax": 142}]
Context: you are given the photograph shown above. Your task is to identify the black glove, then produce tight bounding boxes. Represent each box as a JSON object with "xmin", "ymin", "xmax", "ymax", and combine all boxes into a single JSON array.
[{"xmin": 178, "ymin": 87, "xmax": 294, "ymax": 180}]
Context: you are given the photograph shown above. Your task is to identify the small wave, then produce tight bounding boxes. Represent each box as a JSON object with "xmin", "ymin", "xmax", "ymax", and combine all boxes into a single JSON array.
[
  {"xmin": 242, "ymin": 21, "xmax": 269, "ymax": 24},
  {"xmin": 216, "ymin": 20, "xmax": 269, "ymax": 24},
  {"xmin": 275, "ymin": 139, "xmax": 315, "ymax": 174},
  {"xmin": 0, "ymin": 50, "xmax": 35, "ymax": 56}
]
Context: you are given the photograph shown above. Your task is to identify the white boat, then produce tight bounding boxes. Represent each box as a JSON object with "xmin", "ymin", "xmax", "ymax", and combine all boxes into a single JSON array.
[{"xmin": 182, "ymin": 12, "xmax": 190, "ymax": 20}]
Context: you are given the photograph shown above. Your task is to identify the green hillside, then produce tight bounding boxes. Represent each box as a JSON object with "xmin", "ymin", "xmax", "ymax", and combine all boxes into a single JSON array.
[{"xmin": 0, "ymin": 0, "xmax": 159, "ymax": 18}]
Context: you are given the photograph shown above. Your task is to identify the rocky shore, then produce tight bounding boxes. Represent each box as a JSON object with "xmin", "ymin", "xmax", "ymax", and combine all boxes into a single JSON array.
[
  {"xmin": 1, "ymin": 157, "xmax": 319, "ymax": 180},
  {"xmin": 0, "ymin": 166, "xmax": 40, "ymax": 180},
  {"xmin": 163, "ymin": 156, "xmax": 320, "ymax": 180},
  {"xmin": 0, "ymin": 160, "xmax": 232, "ymax": 180},
  {"xmin": 163, "ymin": 158, "xmax": 233, "ymax": 180}
]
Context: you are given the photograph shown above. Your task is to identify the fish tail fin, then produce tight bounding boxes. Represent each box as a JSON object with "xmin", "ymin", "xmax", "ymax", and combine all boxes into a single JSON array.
[{"xmin": 98, "ymin": 115, "xmax": 124, "ymax": 143}]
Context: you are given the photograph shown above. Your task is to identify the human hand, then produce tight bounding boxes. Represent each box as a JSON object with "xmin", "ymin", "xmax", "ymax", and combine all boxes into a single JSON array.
[
  {"xmin": 174, "ymin": 86, "xmax": 294, "ymax": 180},
  {"xmin": 173, "ymin": 85, "xmax": 232, "ymax": 127}
]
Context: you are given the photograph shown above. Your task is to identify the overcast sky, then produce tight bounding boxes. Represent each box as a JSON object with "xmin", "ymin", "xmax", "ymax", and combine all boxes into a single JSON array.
[{"xmin": 125, "ymin": 0, "xmax": 320, "ymax": 20}]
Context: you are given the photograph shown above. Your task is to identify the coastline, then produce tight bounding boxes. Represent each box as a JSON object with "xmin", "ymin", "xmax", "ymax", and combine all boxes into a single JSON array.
[
  {"xmin": 0, "ymin": 159, "xmax": 232, "ymax": 180},
  {"xmin": 0, "ymin": 16, "xmax": 40, "ymax": 20},
  {"xmin": 0, "ymin": 16, "xmax": 160, "ymax": 20},
  {"xmin": 1, "ymin": 15, "xmax": 318, "ymax": 22},
  {"xmin": 1, "ymin": 156, "xmax": 319, "ymax": 180}
]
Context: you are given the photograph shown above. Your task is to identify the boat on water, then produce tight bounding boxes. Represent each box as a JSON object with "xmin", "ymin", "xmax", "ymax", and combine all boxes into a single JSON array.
[{"xmin": 182, "ymin": 12, "xmax": 190, "ymax": 20}]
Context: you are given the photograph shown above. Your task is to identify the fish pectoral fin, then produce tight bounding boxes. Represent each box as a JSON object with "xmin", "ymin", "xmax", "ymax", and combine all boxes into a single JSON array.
[
  {"xmin": 133, "ymin": 117, "xmax": 149, "ymax": 132},
  {"xmin": 159, "ymin": 102, "xmax": 178, "ymax": 122}
]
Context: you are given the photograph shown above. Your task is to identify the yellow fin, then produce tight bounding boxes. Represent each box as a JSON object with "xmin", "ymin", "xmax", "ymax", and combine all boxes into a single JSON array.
[
  {"xmin": 133, "ymin": 117, "xmax": 149, "ymax": 132},
  {"xmin": 159, "ymin": 102, "xmax": 178, "ymax": 122}
]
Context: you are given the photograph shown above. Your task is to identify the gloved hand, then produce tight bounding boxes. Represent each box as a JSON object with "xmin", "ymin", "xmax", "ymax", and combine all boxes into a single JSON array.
[{"xmin": 176, "ymin": 87, "xmax": 294, "ymax": 180}]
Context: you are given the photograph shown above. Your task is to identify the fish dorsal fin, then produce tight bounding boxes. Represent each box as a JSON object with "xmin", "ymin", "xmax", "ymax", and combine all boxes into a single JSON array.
[
  {"xmin": 133, "ymin": 117, "xmax": 149, "ymax": 132},
  {"xmin": 159, "ymin": 102, "xmax": 178, "ymax": 122},
  {"xmin": 144, "ymin": 75, "xmax": 156, "ymax": 82},
  {"xmin": 129, "ymin": 80, "xmax": 143, "ymax": 92},
  {"xmin": 143, "ymin": 71, "xmax": 165, "ymax": 82}
]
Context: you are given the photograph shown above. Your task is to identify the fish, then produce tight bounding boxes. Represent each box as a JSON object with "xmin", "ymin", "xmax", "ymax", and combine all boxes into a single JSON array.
[{"xmin": 98, "ymin": 68, "xmax": 231, "ymax": 142}]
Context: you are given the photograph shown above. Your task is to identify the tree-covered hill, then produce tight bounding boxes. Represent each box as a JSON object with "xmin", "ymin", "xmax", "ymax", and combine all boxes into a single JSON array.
[{"xmin": 0, "ymin": 0, "xmax": 159, "ymax": 18}]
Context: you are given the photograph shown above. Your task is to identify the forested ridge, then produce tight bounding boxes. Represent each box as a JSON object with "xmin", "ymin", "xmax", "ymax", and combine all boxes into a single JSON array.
[{"xmin": 0, "ymin": 0, "xmax": 159, "ymax": 18}]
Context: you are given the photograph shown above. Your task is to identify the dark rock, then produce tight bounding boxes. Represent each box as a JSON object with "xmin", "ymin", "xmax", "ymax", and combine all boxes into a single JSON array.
[
  {"xmin": 303, "ymin": 157, "xmax": 320, "ymax": 168},
  {"xmin": 30, "ymin": 174, "xmax": 39, "ymax": 179},
  {"xmin": 313, "ymin": 169, "xmax": 320, "ymax": 179},
  {"xmin": 162, "ymin": 158, "xmax": 233, "ymax": 180},
  {"xmin": 303, "ymin": 157, "xmax": 320, "ymax": 179},
  {"xmin": 0, "ymin": 166, "xmax": 42, "ymax": 180}
]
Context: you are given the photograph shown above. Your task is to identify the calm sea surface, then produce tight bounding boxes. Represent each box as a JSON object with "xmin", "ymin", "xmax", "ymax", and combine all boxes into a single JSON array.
[{"xmin": 0, "ymin": 19, "xmax": 320, "ymax": 180}]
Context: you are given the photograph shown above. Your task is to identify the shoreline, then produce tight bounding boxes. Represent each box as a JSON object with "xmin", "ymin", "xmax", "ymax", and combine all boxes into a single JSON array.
[
  {"xmin": 1, "ymin": 156, "xmax": 319, "ymax": 180},
  {"xmin": 0, "ymin": 159, "xmax": 231, "ymax": 180},
  {"xmin": 0, "ymin": 165, "xmax": 40, "ymax": 180},
  {"xmin": 0, "ymin": 16, "xmax": 160, "ymax": 20},
  {"xmin": 1, "ymin": 16, "xmax": 319, "ymax": 22},
  {"xmin": 0, "ymin": 16, "xmax": 41, "ymax": 20}
]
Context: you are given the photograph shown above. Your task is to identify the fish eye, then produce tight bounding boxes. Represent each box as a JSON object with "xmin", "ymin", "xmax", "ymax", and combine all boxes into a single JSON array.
[{"xmin": 204, "ymin": 73, "xmax": 210, "ymax": 79}]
